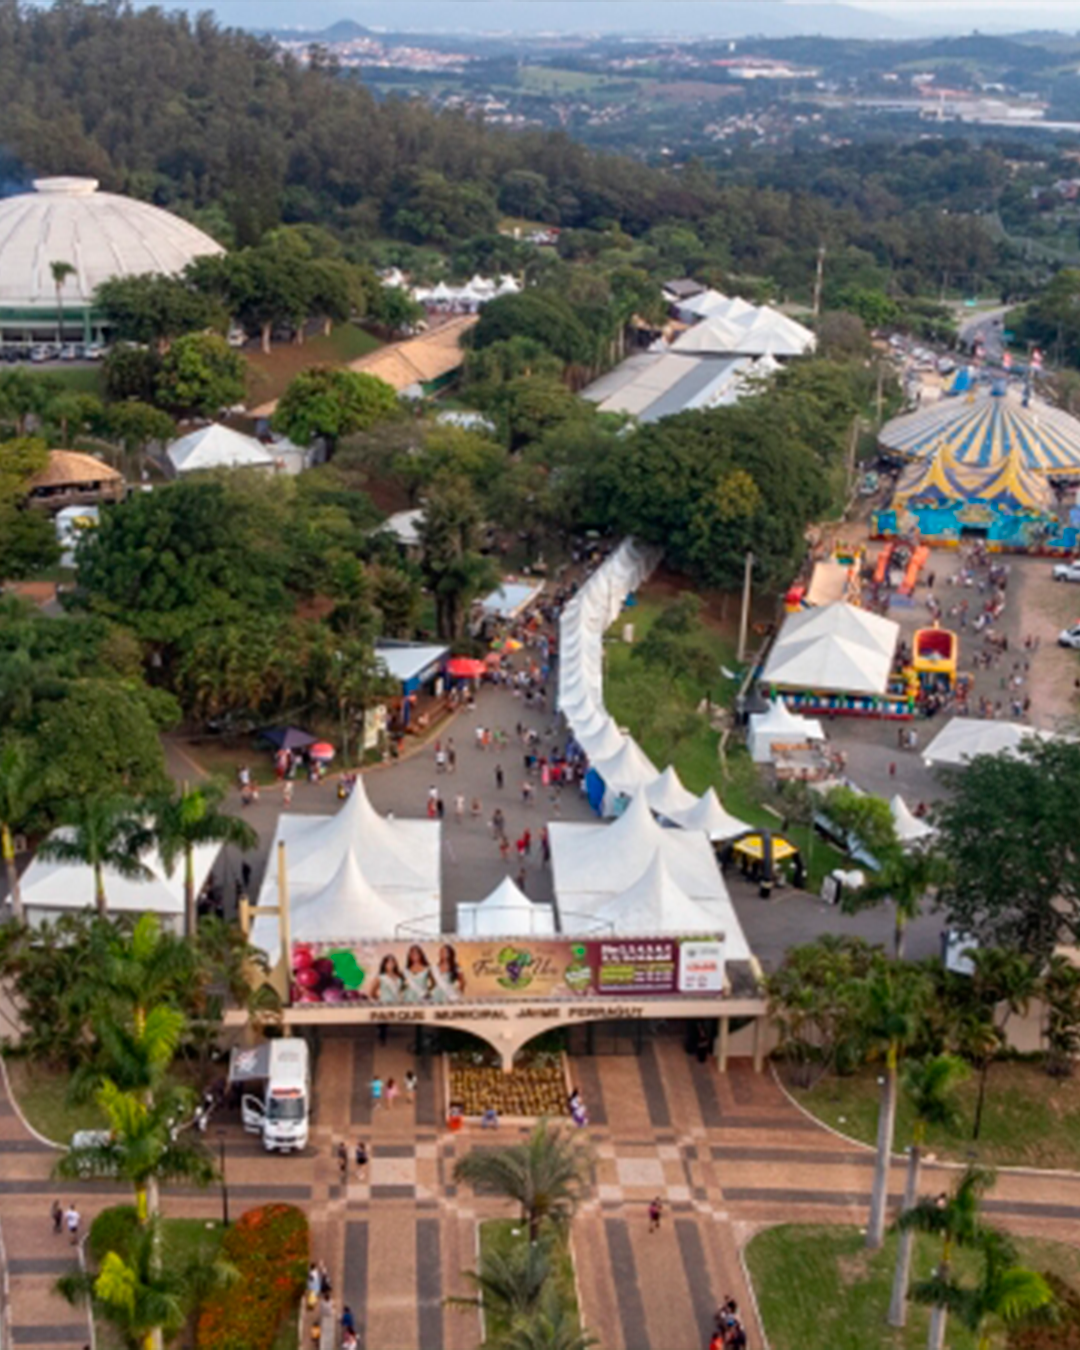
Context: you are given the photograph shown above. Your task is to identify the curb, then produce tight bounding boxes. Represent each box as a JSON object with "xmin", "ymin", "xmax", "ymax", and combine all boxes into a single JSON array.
[
  {"xmin": 0, "ymin": 1054, "xmax": 65, "ymax": 1151},
  {"xmin": 768, "ymin": 1060, "xmax": 1080, "ymax": 1183},
  {"xmin": 735, "ymin": 1231, "xmax": 772, "ymax": 1350}
]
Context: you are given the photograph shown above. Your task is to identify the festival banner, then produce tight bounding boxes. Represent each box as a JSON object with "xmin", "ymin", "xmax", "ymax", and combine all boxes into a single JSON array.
[{"xmin": 291, "ymin": 935, "xmax": 726, "ymax": 1006}]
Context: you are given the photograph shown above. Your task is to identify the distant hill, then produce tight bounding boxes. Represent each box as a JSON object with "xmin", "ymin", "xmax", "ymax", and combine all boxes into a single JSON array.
[
  {"xmin": 259, "ymin": 3, "xmax": 914, "ymax": 41},
  {"xmin": 266, "ymin": 19, "xmax": 372, "ymax": 42}
]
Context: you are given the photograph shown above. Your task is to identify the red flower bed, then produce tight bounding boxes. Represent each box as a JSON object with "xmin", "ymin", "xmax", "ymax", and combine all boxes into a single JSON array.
[{"xmin": 197, "ymin": 1204, "xmax": 309, "ymax": 1350}]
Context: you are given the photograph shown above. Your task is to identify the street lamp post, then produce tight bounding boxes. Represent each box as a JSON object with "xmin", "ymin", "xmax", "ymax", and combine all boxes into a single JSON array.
[{"xmin": 217, "ymin": 1129, "xmax": 230, "ymax": 1228}]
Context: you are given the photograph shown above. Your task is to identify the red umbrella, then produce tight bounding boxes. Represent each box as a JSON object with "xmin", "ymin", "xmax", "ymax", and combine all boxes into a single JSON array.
[
  {"xmin": 447, "ymin": 656, "xmax": 486, "ymax": 679},
  {"xmin": 309, "ymin": 742, "xmax": 336, "ymax": 762}
]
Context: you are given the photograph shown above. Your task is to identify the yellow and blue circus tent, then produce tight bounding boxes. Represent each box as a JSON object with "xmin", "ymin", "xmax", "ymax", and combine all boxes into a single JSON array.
[
  {"xmin": 894, "ymin": 444, "xmax": 1053, "ymax": 515},
  {"xmin": 880, "ymin": 386, "xmax": 1080, "ymax": 477}
]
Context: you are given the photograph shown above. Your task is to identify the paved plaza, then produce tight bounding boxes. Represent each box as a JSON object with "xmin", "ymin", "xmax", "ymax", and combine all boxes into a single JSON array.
[{"xmin": 8, "ymin": 1031, "xmax": 1080, "ymax": 1350}]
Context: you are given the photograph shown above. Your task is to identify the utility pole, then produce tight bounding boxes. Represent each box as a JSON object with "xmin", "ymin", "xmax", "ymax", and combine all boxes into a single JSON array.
[
  {"xmin": 737, "ymin": 551, "xmax": 754, "ymax": 664},
  {"xmin": 812, "ymin": 243, "xmax": 826, "ymax": 319}
]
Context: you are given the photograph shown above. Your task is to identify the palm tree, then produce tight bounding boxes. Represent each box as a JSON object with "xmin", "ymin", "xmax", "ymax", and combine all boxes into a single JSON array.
[
  {"xmin": 863, "ymin": 964, "xmax": 930, "ymax": 1249},
  {"xmin": 50, "ymin": 260, "xmax": 76, "ymax": 347},
  {"xmin": 56, "ymin": 1078, "xmax": 215, "ymax": 1225},
  {"xmin": 58, "ymin": 1214, "xmax": 235, "ymax": 1350},
  {"xmin": 450, "ymin": 1231, "xmax": 554, "ymax": 1327},
  {"xmin": 856, "ymin": 846, "xmax": 944, "ymax": 960},
  {"xmin": 897, "ymin": 1165, "xmax": 995, "ymax": 1350},
  {"xmin": 964, "ymin": 1236, "xmax": 1054, "ymax": 1350},
  {"xmin": 148, "ymin": 781, "xmax": 256, "ymax": 938},
  {"xmin": 454, "ymin": 1120, "xmax": 591, "ymax": 1242},
  {"xmin": 37, "ymin": 795, "xmax": 150, "ymax": 918},
  {"xmin": 500, "ymin": 1288, "xmax": 598, "ymax": 1350},
  {"xmin": 888, "ymin": 1054, "xmax": 969, "ymax": 1327},
  {"xmin": 0, "ymin": 737, "xmax": 38, "ymax": 924}
]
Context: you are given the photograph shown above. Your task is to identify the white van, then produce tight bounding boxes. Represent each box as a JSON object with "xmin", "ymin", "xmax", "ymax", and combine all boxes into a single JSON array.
[{"xmin": 231, "ymin": 1039, "xmax": 311, "ymax": 1153}]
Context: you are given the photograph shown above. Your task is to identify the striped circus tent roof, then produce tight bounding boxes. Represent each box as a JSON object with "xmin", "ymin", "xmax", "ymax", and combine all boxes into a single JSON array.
[
  {"xmin": 894, "ymin": 445, "xmax": 1052, "ymax": 514},
  {"xmin": 880, "ymin": 387, "xmax": 1080, "ymax": 476}
]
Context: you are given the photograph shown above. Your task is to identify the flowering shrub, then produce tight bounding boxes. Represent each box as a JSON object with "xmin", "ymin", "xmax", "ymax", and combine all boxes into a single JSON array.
[{"xmin": 197, "ymin": 1204, "xmax": 309, "ymax": 1350}]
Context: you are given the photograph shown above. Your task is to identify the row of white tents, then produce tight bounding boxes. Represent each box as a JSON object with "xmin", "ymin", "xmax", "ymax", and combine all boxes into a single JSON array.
[
  {"xmin": 405, "ymin": 273, "xmax": 521, "ymax": 312},
  {"xmin": 556, "ymin": 540, "xmax": 749, "ymax": 842}
]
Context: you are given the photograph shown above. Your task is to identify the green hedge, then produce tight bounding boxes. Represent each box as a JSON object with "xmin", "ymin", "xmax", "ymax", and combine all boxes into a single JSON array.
[{"xmin": 196, "ymin": 1204, "xmax": 309, "ymax": 1350}]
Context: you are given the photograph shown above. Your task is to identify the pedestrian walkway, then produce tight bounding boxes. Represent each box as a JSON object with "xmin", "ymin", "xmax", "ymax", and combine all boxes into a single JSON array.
[
  {"xmin": 0, "ymin": 1078, "xmax": 90, "ymax": 1350},
  {"xmin": 6, "ymin": 1033, "xmax": 1080, "ymax": 1350}
]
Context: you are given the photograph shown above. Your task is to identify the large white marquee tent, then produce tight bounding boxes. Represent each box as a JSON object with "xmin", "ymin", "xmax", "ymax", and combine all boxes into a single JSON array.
[
  {"xmin": 549, "ymin": 793, "xmax": 752, "ymax": 959},
  {"xmin": 250, "ymin": 778, "xmax": 440, "ymax": 963},
  {"xmin": 19, "ymin": 832, "xmax": 221, "ymax": 930},
  {"xmin": 761, "ymin": 602, "xmax": 900, "ymax": 698}
]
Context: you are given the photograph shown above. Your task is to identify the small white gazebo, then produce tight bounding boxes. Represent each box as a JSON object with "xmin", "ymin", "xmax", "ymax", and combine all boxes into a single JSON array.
[{"xmin": 457, "ymin": 877, "xmax": 556, "ymax": 937}]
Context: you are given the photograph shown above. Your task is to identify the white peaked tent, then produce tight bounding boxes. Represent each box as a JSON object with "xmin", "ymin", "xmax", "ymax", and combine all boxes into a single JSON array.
[
  {"xmin": 457, "ymin": 876, "xmax": 556, "ymax": 937},
  {"xmin": 644, "ymin": 765, "xmax": 698, "ymax": 820},
  {"xmin": 921, "ymin": 718, "xmax": 1048, "ymax": 767},
  {"xmin": 747, "ymin": 699, "xmax": 825, "ymax": 763},
  {"xmin": 285, "ymin": 778, "xmax": 435, "ymax": 891},
  {"xmin": 251, "ymin": 779, "xmax": 441, "ymax": 966},
  {"xmin": 282, "ymin": 849, "xmax": 406, "ymax": 952},
  {"xmin": 590, "ymin": 736, "xmax": 660, "ymax": 813},
  {"xmin": 20, "ymin": 832, "xmax": 221, "ymax": 930},
  {"xmin": 552, "ymin": 793, "xmax": 720, "ymax": 911},
  {"xmin": 575, "ymin": 717, "xmax": 626, "ymax": 764},
  {"xmin": 890, "ymin": 795, "xmax": 936, "ymax": 846},
  {"xmin": 670, "ymin": 787, "xmax": 751, "ymax": 843},
  {"xmin": 167, "ymin": 424, "xmax": 275, "ymax": 475},
  {"xmin": 566, "ymin": 702, "xmax": 611, "ymax": 742},
  {"xmin": 762, "ymin": 603, "xmax": 899, "ymax": 698},
  {"xmin": 592, "ymin": 852, "xmax": 717, "ymax": 935}
]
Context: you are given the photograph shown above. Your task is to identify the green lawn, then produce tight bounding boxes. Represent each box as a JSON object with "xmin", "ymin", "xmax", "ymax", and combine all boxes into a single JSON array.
[
  {"xmin": 785, "ymin": 1061, "xmax": 1080, "ymax": 1172},
  {"xmin": 320, "ymin": 323, "xmax": 383, "ymax": 362},
  {"xmin": 45, "ymin": 365, "xmax": 106, "ymax": 397},
  {"xmin": 747, "ymin": 1224, "xmax": 1080, "ymax": 1350},
  {"xmin": 478, "ymin": 1220, "xmax": 580, "ymax": 1347},
  {"xmin": 603, "ymin": 597, "xmax": 845, "ymax": 889},
  {"xmin": 4, "ymin": 1057, "xmax": 105, "ymax": 1143},
  {"xmin": 89, "ymin": 1206, "xmax": 225, "ymax": 1266}
]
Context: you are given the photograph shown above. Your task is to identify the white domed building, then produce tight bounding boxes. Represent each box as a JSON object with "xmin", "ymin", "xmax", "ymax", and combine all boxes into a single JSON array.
[{"xmin": 0, "ymin": 177, "xmax": 224, "ymax": 342}]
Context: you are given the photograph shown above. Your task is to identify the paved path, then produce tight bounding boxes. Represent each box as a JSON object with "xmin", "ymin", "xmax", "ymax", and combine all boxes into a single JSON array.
[{"xmin": 6, "ymin": 1034, "xmax": 1080, "ymax": 1350}]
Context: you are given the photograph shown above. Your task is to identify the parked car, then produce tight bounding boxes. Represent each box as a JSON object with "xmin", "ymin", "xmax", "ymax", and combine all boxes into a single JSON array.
[
  {"xmin": 1053, "ymin": 560, "xmax": 1080, "ymax": 583},
  {"xmin": 1058, "ymin": 623, "xmax": 1080, "ymax": 649}
]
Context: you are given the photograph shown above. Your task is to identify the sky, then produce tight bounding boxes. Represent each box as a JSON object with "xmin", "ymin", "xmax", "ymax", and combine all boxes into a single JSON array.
[{"xmin": 153, "ymin": 0, "xmax": 1080, "ymax": 37}]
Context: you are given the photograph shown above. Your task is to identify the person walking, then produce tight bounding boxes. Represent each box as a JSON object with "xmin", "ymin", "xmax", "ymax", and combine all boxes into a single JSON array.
[
  {"xmin": 385, "ymin": 1077, "xmax": 399, "ymax": 1109},
  {"xmin": 354, "ymin": 1140, "xmax": 368, "ymax": 1179},
  {"xmin": 65, "ymin": 1203, "xmax": 81, "ymax": 1246},
  {"xmin": 370, "ymin": 1075, "xmax": 383, "ymax": 1109},
  {"xmin": 51, "ymin": 1199, "xmax": 63, "ymax": 1235},
  {"xmin": 404, "ymin": 1070, "xmax": 418, "ymax": 1103},
  {"xmin": 454, "ymin": 793, "xmax": 465, "ymax": 823},
  {"xmin": 647, "ymin": 1197, "xmax": 662, "ymax": 1233},
  {"xmin": 336, "ymin": 1141, "xmax": 348, "ymax": 1180},
  {"xmin": 306, "ymin": 1262, "xmax": 321, "ymax": 1310},
  {"xmin": 495, "ymin": 763, "xmax": 504, "ymax": 791}
]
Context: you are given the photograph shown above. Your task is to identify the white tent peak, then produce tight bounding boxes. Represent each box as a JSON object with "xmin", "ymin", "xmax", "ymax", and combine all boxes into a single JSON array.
[
  {"xmin": 167, "ymin": 424, "xmax": 274, "ymax": 475},
  {"xmin": 293, "ymin": 845, "xmax": 399, "ymax": 938},
  {"xmin": 286, "ymin": 782, "xmax": 433, "ymax": 891},
  {"xmin": 644, "ymin": 765, "xmax": 698, "ymax": 818},
  {"xmin": 591, "ymin": 735, "xmax": 659, "ymax": 793},
  {"xmin": 670, "ymin": 787, "xmax": 751, "ymax": 842},
  {"xmin": 457, "ymin": 876, "xmax": 556, "ymax": 937},
  {"xmin": 594, "ymin": 850, "xmax": 717, "ymax": 934},
  {"xmin": 890, "ymin": 794, "xmax": 935, "ymax": 845}
]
